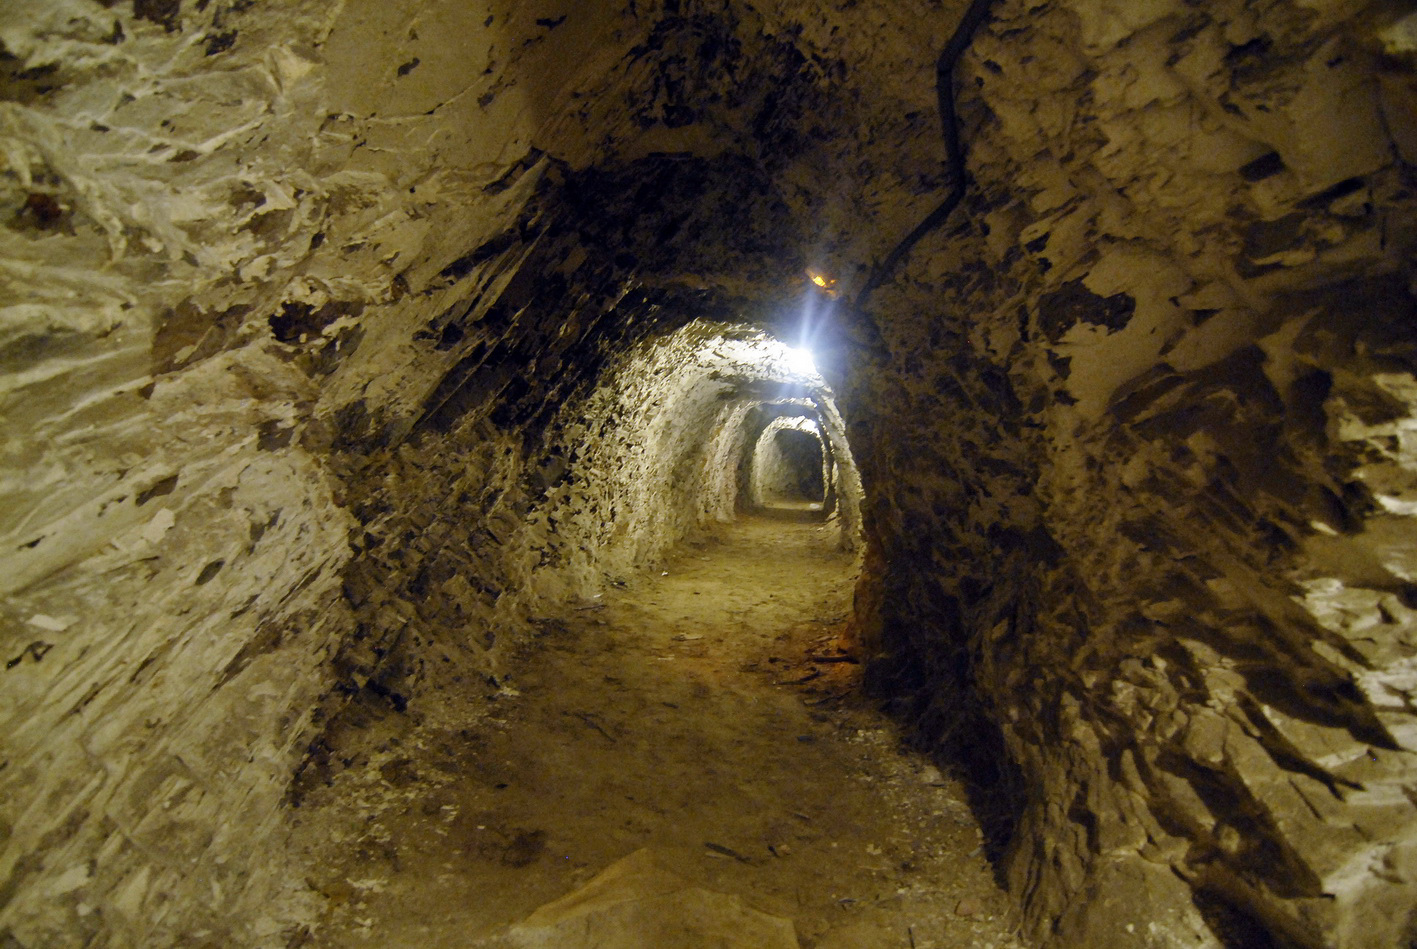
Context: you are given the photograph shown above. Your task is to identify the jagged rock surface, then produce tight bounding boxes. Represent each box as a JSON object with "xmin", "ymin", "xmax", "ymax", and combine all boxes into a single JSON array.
[
  {"xmin": 1, "ymin": 0, "xmax": 1414, "ymax": 946},
  {"xmin": 850, "ymin": 2, "xmax": 1417, "ymax": 946}
]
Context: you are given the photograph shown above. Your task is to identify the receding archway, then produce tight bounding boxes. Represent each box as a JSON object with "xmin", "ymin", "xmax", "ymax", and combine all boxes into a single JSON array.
[{"xmin": 747, "ymin": 415, "xmax": 829, "ymax": 515}]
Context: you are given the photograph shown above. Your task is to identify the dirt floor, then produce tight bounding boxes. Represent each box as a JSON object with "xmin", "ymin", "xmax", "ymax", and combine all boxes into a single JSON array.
[{"xmin": 286, "ymin": 511, "xmax": 1026, "ymax": 949}]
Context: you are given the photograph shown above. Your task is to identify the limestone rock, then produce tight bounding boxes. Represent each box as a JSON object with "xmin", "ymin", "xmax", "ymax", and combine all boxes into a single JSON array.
[
  {"xmin": 492, "ymin": 849, "xmax": 799, "ymax": 949},
  {"xmin": 2, "ymin": 0, "xmax": 1414, "ymax": 946},
  {"xmin": 1050, "ymin": 858, "xmax": 1218, "ymax": 949}
]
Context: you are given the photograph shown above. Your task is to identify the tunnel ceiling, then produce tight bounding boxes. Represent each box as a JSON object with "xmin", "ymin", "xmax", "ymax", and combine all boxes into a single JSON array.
[
  {"xmin": 1, "ymin": 0, "xmax": 951, "ymax": 431},
  {"xmin": 4, "ymin": 0, "xmax": 1417, "ymax": 947}
]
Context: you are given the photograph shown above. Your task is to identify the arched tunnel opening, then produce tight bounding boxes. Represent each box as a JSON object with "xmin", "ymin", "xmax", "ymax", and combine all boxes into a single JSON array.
[
  {"xmin": 746, "ymin": 414, "xmax": 831, "ymax": 516},
  {"xmin": 3, "ymin": 2, "xmax": 1417, "ymax": 948},
  {"xmin": 753, "ymin": 422, "xmax": 827, "ymax": 510},
  {"xmin": 771, "ymin": 428, "xmax": 827, "ymax": 506}
]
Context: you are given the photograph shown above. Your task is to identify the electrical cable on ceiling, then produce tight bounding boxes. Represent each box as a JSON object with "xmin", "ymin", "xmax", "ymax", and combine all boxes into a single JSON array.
[{"xmin": 853, "ymin": 0, "xmax": 996, "ymax": 316}]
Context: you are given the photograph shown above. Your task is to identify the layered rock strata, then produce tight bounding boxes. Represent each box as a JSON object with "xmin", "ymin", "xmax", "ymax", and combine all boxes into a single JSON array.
[
  {"xmin": 1, "ymin": 0, "xmax": 1414, "ymax": 947},
  {"xmin": 0, "ymin": 0, "xmax": 864, "ymax": 941},
  {"xmin": 850, "ymin": 2, "xmax": 1417, "ymax": 946}
]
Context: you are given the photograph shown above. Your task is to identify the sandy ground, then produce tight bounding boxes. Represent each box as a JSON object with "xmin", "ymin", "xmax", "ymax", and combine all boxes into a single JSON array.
[{"xmin": 286, "ymin": 512, "xmax": 1026, "ymax": 948}]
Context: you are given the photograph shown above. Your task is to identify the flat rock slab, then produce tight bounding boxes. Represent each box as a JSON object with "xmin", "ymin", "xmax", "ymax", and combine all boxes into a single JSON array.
[{"xmin": 492, "ymin": 849, "xmax": 799, "ymax": 948}]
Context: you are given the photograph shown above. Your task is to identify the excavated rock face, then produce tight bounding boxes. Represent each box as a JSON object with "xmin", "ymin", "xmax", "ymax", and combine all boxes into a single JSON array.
[
  {"xmin": 0, "ymin": 2, "xmax": 869, "ymax": 941},
  {"xmin": 850, "ymin": 2, "xmax": 1417, "ymax": 947},
  {"xmin": 1, "ymin": 0, "xmax": 1414, "ymax": 947}
]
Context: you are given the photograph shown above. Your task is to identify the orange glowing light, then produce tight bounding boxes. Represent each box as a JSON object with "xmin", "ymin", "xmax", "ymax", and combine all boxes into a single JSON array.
[{"xmin": 810, "ymin": 273, "xmax": 829, "ymax": 288}]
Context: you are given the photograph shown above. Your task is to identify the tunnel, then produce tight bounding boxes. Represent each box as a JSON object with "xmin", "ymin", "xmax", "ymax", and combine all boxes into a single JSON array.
[
  {"xmin": 748, "ymin": 418, "xmax": 828, "ymax": 513},
  {"xmin": 2, "ymin": 1, "xmax": 1417, "ymax": 947}
]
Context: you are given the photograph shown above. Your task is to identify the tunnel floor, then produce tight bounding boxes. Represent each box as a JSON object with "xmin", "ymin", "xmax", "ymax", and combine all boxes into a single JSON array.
[{"xmin": 285, "ymin": 515, "xmax": 1025, "ymax": 949}]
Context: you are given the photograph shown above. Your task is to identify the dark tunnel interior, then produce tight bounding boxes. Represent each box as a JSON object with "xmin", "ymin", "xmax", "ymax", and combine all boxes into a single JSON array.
[{"xmin": 2, "ymin": 1, "xmax": 1416, "ymax": 947}]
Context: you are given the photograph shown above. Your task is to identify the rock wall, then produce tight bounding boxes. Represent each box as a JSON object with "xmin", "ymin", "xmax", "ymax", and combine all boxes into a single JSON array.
[
  {"xmin": 5, "ymin": 0, "xmax": 1416, "ymax": 946},
  {"xmin": 848, "ymin": 1, "xmax": 1417, "ymax": 946},
  {"xmin": 0, "ymin": 0, "xmax": 673, "ymax": 942},
  {"xmin": 323, "ymin": 317, "xmax": 858, "ymax": 740},
  {"xmin": 1, "ymin": 2, "xmax": 869, "ymax": 936}
]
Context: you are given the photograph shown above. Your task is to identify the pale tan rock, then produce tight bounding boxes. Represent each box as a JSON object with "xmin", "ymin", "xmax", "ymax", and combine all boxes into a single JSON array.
[
  {"xmin": 498, "ymin": 849, "xmax": 798, "ymax": 949},
  {"xmin": 1, "ymin": 0, "xmax": 1415, "ymax": 947}
]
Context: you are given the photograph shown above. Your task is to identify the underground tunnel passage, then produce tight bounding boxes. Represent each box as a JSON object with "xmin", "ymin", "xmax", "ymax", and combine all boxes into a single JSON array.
[
  {"xmin": 3, "ymin": 1, "xmax": 1417, "ymax": 947},
  {"xmin": 747, "ymin": 415, "xmax": 831, "ymax": 515}
]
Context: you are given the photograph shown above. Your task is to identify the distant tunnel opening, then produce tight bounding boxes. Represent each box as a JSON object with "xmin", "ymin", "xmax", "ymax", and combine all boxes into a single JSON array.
[
  {"xmin": 756, "ymin": 426, "xmax": 826, "ymax": 507},
  {"xmin": 530, "ymin": 318, "xmax": 863, "ymax": 582},
  {"xmin": 743, "ymin": 413, "xmax": 832, "ymax": 520}
]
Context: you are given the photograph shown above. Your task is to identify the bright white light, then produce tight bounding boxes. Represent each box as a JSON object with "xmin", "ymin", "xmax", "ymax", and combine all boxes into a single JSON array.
[
  {"xmin": 707, "ymin": 332, "xmax": 820, "ymax": 382},
  {"xmin": 785, "ymin": 346, "xmax": 817, "ymax": 376}
]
